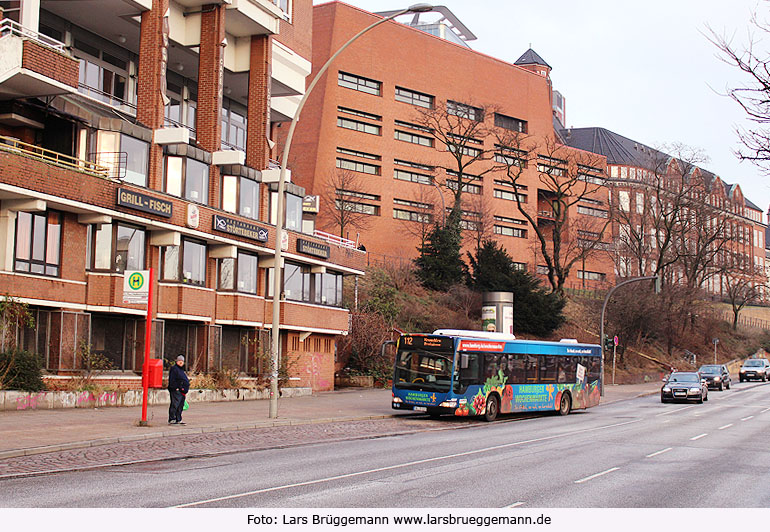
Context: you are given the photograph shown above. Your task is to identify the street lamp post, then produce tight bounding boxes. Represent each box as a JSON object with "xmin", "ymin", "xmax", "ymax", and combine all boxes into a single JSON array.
[
  {"xmin": 600, "ymin": 275, "xmax": 658, "ymax": 397},
  {"xmin": 268, "ymin": 3, "xmax": 434, "ymax": 419},
  {"xmin": 713, "ymin": 337, "xmax": 719, "ymax": 364}
]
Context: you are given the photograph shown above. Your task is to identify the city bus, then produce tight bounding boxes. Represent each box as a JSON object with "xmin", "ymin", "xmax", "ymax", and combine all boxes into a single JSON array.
[{"xmin": 391, "ymin": 329, "xmax": 601, "ymax": 421}]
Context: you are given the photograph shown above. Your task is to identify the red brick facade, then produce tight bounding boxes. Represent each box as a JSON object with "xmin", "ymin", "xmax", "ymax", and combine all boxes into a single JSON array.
[{"xmin": 21, "ymin": 40, "xmax": 79, "ymax": 88}]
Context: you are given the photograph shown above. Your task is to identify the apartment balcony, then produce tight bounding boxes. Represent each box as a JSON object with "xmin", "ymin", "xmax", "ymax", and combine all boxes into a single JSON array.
[
  {"xmin": 226, "ymin": 0, "xmax": 284, "ymax": 37},
  {"xmin": 0, "ymin": 19, "xmax": 79, "ymax": 100}
]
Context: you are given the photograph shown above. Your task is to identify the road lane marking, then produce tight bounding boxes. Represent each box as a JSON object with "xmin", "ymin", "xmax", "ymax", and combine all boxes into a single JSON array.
[
  {"xmin": 646, "ymin": 447, "xmax": 672, "ymax": 458},
  {"xmin": 718, "ymin": 423, "xmax": 733, "ymax": 430},
  {"xmin": 574, "ymin": 467, "xmax": 620, "ymax": 484},
  {"xmin": 656, "ymin": 405, "xmax": 697, "ymax": 417},
  {"xmin": 761, "ymin": 408, "xmax": 770, "ymax": 414},
  {"xmin": 505, "ymin": 502, "xmax": 525, "ymax": 508},
  {"xmin": 174, "ymin": 418, "xmax": 641, "ymax": 507},
  {"xmin": 741, "ymin": 416, "xmax": 754, "ymax": 421},
  {"xmin": 690, "ymin": 433, "xmax": 708, "ymax": 441}
]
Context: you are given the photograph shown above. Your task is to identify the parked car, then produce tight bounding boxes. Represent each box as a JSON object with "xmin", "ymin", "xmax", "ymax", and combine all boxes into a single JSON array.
[
  {"xmin": 661, "ymin": 372, "xmax": 708, "ymax": 403},
  {"xmin": 698, "ymin": 364, "xmax": 731, "ymax": 390},
  {"xmin": 739, "ymin": 359, "xmax": 770, "ymax": 382}
]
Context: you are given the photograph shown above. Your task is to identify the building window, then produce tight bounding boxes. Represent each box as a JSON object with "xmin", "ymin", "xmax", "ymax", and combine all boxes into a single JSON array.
[
  {"xmin": 222, "ymin": 175, "xmax": 260, "ymax": 220},
  {"xmin": 395, "ymin": 130, "xmax": 433, "ymax": 147},
  {"xmin": 447, "ymin": 180, "xmax": 482, "ymax": 195},
  {"xmin": 395, "ymin": 120, "xmax": 433, "ymax": 134},
  {"xmin": 74, "ymin": 39, "xmax": 130, "ymax": 108},
  {"xmin": 335, "ymin": 199, "xmax": 380, "ymax": 216},
  {"xmin": 494, "ymin": 215, "xmax": 526, "ymax": 225},
  {"xmin": 337, "ymin": 147, "xmax": 381, "ymax": 160},
  {"xmin": 338, "ymin": 71, "xmax": 381, "ymax": 96},
  {"xmin": 221, "ymin": 98, "xmax": 247, "ymax": 151},
  {"xmin": 618, "ymin": 190, "xmax": 630, "ymax": 212},
  {"xmin": 494, "ymin": 189, "xmax": 527, "ymax": 202},
  {"xmin": 283, "ymin": 263, "xmax": 311, "ymax": 302},
  {"xmin": 14, "ymin": 211, "xmax": 61, "ymax": 277},
  {"xmin": 395, "ymin": 86, "xmax": 434, "ymax": 108},
  {"xmin": 577, "ymin": 205, "xmax": 609, "ymax": 218},
  {"xmin": 336, "ymin": 158, "xmax": 380, "ymax": 175},
  {"xmin": 578, "ymin": 270, "xmax": 606, "ymax": 282},
  {"xmin": 162, "ymin": 239, "xmax": 207, "ymax": 286},
  {"xmin": 165, "ymin": 156, "xmax": 210, "ymax": 204},
  {"xmin": 394, "ymin": 169, "xmax": 432, "ymax": 185},
  {"xmin": 218, "ymin": 251, "xmax": 258, "ymax": 294},
  {"xmin": 448, "ymin": 144, "xmax": 481, "ymax": 157},
  {"xmin": 494, "ymin": 225, "xmax": 527, "ymax": 238},
  {"xmin": 95, "ymin": 132, "xmax": 149, "ymax": 185},
  {"xmin": 512, "ymin": 262, "xmax": 527, "ymax": 271},
  {"xmin": 87, "ymin": 223, "xmax": 146, "ymax": 273},
  {"xmin": 337, "ymin": 106, "xmax": 382, "ymax": 121},
  {"xmin": 494, "ymin": 112, "xmax": 527, "ymax": 133},
  {"xmin": 269, "ymin": 192, "xmax": 303, "ymax": 232},
  {"xmin": 447, "ymin": 100, "xmax": 483, "ymax": 121},
  {"xmin": 337, "ymin": 117, "xmax": 381, "ymax": 135}
]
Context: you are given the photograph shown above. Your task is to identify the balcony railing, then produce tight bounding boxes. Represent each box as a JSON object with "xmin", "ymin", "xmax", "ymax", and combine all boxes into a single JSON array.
[
  {"xmin": 77, "ymin": 84, "xmax": 138, "ymax": 115},
  {"xmin": 0, "ymin": 135, "xmax": 109, "ymax": 177},
  {"xmin": 313, "ymin": 229, "xmax": 362, "ymax": 250},
  {"xmin": 0, "ymin": 18, "xmax": 66, "ymax": 53}
]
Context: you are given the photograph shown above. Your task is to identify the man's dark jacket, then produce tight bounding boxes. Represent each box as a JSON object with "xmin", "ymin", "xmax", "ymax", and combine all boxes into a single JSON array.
[{"xmin": 168, "ymin": 364, "xmax": 190, "ymax": 394}]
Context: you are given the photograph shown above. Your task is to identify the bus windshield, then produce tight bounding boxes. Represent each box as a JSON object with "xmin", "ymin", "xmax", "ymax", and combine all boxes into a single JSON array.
[{"xmin": 394, "ymin": 348, "xmax": 453, "ymax": 392}]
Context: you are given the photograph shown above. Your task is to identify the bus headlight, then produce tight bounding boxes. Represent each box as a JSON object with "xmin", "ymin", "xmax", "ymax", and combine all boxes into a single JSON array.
[
  {"xmin": 439, "ymin": 400, "xmax": 457, "ymax": 408},
  {"xmin": 392, "ymin": 397, "xmax": 403, "ymax": 404}
]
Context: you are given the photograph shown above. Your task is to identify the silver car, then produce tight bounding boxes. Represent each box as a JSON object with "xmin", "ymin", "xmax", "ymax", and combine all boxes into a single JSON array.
[{"xmin": 739, "ymin": 358, "xmax": 770, "ymax": 382}]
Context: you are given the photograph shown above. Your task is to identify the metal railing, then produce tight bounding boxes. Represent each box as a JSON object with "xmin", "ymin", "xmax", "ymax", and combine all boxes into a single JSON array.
[
  {"xmin": 0, "ymin": 135, "xmax": 109, "ymax": 177},
  {"xmin": 77, "ymin": 84, "xmax": 137, "ymax": 115},
  {"xmin": 90, "ymin": 151, "xmax": 127, "ymax": 179},
  {"xmin": 312, "ymin": 229, "xmax": 361, "ymax": 250},
  {"xmin": 0, "ymin": 18, "xmax": 66, "ymax": 53}
]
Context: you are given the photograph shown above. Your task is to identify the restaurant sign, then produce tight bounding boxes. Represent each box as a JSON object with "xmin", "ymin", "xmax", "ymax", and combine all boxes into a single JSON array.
[
  {"xmin": 297, "ymin": 238, "xmax": 330, "ymax": 259},
  {"xmin": 213, "ymin": 214, "xmax": 268, "ymax": 243},
  {"xmin": 117, "ymin": 188, "xmax": 172, "ymax": 218}
]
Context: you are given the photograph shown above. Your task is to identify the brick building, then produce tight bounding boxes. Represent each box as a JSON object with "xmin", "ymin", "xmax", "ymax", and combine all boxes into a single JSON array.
[
  {"xmin": 0, "ymin": 0, "xmax": 364, "ymax": 391},
  {"xmin": 289, "ymin": 2, "xmax": 614, "ymax": 289},
  {"xmin": 564, "ymin": 127, "xmax": 768, "ymax": 299}
]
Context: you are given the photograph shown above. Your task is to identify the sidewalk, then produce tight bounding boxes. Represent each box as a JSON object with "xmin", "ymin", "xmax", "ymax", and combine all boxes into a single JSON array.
[{"xmin": 0, "ymin": 382, "xmax": 662, "ymax": 460}]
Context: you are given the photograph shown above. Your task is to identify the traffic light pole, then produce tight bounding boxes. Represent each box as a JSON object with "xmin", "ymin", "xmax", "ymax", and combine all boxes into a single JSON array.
[{"xmin": 600, "ymin": 275, "xmax": 658, "ymax": 397}]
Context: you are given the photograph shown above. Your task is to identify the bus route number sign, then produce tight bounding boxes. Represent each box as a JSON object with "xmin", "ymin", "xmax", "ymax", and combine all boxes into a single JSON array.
[{"xmin": 123, "ymin": 270, "xmax": 150, "ymax": 304}]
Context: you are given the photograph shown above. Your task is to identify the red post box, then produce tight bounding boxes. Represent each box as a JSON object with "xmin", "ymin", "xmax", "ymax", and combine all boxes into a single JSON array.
[{"xmin": 147, "ymin": 358, "xmax": 164, "ymax": 389}]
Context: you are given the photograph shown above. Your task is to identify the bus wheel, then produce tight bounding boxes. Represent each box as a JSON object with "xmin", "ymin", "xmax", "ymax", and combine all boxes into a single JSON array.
[
  {"xmin": 484, "ymin": 395, "xmax": 499, "ymax": 422},
  {"xmin": 558, "ymin": 392, "xmax": 572, "ymax": 416}
]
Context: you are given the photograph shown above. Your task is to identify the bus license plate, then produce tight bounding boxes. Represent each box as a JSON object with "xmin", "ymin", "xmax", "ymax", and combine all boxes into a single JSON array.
[{"xmin": 413, "ymin": 406, "xmax": 427, "ymax": 412}]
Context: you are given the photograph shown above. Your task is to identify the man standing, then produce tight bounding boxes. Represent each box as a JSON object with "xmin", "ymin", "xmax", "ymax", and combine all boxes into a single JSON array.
[{"xmin": 168, "ymin": 355, "xmax": 190, "ymax": 425}]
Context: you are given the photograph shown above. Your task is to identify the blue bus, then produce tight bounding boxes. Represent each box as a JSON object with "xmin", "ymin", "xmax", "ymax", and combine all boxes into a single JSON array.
[{"xmin": 391, "ymin": 330, "xmax": 602, "ymax": 421}]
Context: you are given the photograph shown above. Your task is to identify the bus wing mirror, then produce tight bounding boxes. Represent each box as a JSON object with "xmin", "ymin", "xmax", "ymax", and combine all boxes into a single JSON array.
[
  {"xmin": 381, "ymin": 340, "xmax": 396, "ymax": 359},
  {"xmin": 461, "ymin": 353, "xmax": 469, "ymax": 369}
]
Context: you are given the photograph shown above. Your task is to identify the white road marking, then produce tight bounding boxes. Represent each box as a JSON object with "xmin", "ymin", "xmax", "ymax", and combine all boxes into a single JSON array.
[
  {"xmin": 718, "ymin": 423, "xmax": 733, "ymax": 430},
  {"xmin": 574, "ymin": 467, "xmax": 620, "ymax": 484},
  {"xmin": 646, "ymin": 447, "xmax": 672, "ymax": 458},
  {"xmin": 173, "ymin": 418, "xmax": 641, "ymax": 507},
  {"xmin": 761, "ymin": 408, "xmax": 770, "ymax": 414},
  {"xmin": 690, "ymin": 433, "xmax": 708, "ymax": 441},
  {"xmin": 506, "ymin": 502, "xmax": 525, "ymax": 508},
  {"xmin": 741, "ymin": 416, "xmax": 754, "ymax": 421},
  {"xmin": 656, "ymin": 405, "xmax": 697, "ymax": 417}
]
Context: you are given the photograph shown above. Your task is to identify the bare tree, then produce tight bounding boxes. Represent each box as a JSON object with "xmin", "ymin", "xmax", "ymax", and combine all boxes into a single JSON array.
[
  {"xmin": 395, "ymin": 184, "xmax": 442, "ymax": 254},
  {"xmin": 495, "ymin": 134, "xmax": 611, "ymax": 295},
  {"xmin": 709, "ymin": 13, "xmax": 770, "ymax": 172},
  {"xmin": 413, "ymin": 99, "xmax": 501, "ymax": 215},
  {"xmin": 721, "ymin": 260, "xmax": 764, "ymax": 330},
  {"xmin": 462, "ymin": 192, "xmax": 495, "ymax": 253},
  {"xmin": 318, "ymin": 168, "xmax": 374, "ymax": 239}
]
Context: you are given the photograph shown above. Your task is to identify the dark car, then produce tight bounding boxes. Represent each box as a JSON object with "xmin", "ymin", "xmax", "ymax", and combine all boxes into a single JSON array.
[
  {"xmin": 661, "ymin": 372, "xmax": 708, "ymax": 403},
  {"xmin": 739, "ymin": 358, "xmax": 770, "ymax": 382},
  {"xmin": 698, "ymin": 364, "xmax": 731, "ymax": 390}
]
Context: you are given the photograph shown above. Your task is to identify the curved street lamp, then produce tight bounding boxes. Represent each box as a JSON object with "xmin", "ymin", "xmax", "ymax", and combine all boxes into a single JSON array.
[
  {"xmin": 269, "ymin": 4, "xmax": 435, "ymax": 418},
  {"xmin": 599, "ymin": 275, "xmax": 659, "ymax": 396}
]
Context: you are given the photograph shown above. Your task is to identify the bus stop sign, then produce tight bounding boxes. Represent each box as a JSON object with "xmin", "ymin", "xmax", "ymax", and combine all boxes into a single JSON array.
[{"xmin": 123, "ymin": 270, "xmax": 149, "ymax": 304}]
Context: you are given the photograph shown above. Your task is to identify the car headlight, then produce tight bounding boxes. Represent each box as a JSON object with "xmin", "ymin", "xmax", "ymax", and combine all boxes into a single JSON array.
[
  {"xmin": 662, "ymin": 387, "xmax": 671, "ymax": 392},
  {"xmin": 689, "ymin": 387, "xmax": 702, "ymax": 393},
  {"xmin": 714, "ymin": 377, "xmax": 720, "ymax": 382},
  {"xmin": 740, "ymin": 369, "xmax": 746, "ymax": 373}
]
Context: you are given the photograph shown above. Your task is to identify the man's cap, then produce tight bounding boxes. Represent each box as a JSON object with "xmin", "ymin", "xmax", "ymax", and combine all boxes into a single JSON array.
[{"xmin": 176, "ymin": 355, "xmax": 185, "ymax": 362}]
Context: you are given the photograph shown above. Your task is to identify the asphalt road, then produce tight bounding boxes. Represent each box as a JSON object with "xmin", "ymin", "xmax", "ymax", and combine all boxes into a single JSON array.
[{"xmin": 2, "ymin": 380, "xmax": 769, "ymax": 508}]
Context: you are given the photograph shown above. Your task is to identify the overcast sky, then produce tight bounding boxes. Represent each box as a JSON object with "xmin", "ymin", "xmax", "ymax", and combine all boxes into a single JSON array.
[{"xmin": 313, "ymin": 0, "xmax": 770, "ymax": 219}]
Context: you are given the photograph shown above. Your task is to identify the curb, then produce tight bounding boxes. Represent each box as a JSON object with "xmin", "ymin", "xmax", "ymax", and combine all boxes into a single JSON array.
[{"xmin": 0, "ymin": 414, "xmax": 397, "ymax": 460}]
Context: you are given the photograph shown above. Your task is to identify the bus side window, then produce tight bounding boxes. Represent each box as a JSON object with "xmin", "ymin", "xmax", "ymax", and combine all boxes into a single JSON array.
[
  {"xmin": 454, "ymin": 352, "xmax": 480, "ymax": 393},
  {"xmin": 539, "ymin": 355, "xmax": 558, "ymax": 382},
  {"xmin": 525, "ymin": 355, "xmax": 539, "ymax": 383},
  {"xmin": 558, "ymin": 356, "xmax": 576, "ymax": 383},
  {"xmin": 588, "ymin": 357, "xmax": 601, "ymax": 382},
  {"xmin": 509, "ymin": 354, "xmax": 526, "ymax": 384}
]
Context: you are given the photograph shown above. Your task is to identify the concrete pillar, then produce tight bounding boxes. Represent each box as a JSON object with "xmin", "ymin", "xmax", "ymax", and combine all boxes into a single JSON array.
[
  {"xmin": 20, "ymin": 0, "xmax": 40, "ymax": 32},
  {"xmin": 246, "ymin": 35, "xmax": 272, "ymax": 170},
  {"xmin": 197, "ymin": 3, "xmax": 226, "ymax": 209},
  {"xmin": 0, "ymin": 209, "xmax": 17, "ymax": 272},
  {"xmin": 136, "ymin": 0, "xmax": 169, "ymax": 191}
]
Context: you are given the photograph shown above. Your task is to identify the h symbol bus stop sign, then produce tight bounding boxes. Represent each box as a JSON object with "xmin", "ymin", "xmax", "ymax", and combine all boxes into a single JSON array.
[{"xmin": 123, "ymin": 270, "xmax": 150, "ymax": 304}]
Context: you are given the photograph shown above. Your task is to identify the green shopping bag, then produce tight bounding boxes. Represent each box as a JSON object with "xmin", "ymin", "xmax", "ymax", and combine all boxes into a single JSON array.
[{"xmin": 183, "ymin": 398, "xmax": 189, "ymax": 410}]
